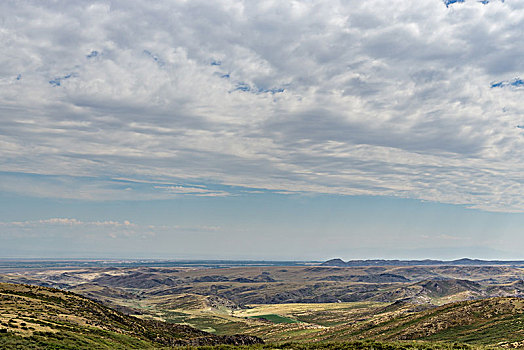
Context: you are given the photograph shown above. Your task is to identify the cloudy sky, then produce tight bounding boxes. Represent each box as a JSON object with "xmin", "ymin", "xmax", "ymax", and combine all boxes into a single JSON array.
[{"xmin": 0, "ymin": 0, "xmax": 523, "ymax": 260}]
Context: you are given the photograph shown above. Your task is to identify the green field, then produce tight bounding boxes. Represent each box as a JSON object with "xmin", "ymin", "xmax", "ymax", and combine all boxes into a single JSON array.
[{"xmin": 248, "ymin": 314, "xmax": 300, "ymax": 324}]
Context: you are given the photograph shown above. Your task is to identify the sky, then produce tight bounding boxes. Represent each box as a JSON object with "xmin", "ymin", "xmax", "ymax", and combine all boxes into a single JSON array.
[{"xmin": 0, "ymin": 0, "xmax": 523, "ymax": 260}]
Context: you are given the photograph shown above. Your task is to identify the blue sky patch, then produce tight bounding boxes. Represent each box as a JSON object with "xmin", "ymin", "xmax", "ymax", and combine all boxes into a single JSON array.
[
  {"xmin": 143, "ymin": 50, "xmax": 164, "ymax": 66},
  {"xmin": 49, "ymin": 73, "xmax": 76, "ymax": 87},
  {"xmin": 86, "ymin": 50, "xmax": 99, "ymax": 58},
  {"xmin": 233, "ymin": 82, "xmax": 284, "ymax": 94},
  {"xmin": 211, "ymin": 60, "xmax": 221, "ymax": 66},
  {"xmin": 491, "ymin": 78, "xmax": 524, "ymax": 89},
  {"xmin": 260, "ymin": 87, "xmax": 285, "ymax": 94},
  {"xmin": 444, "ymin": 0, "xmax": 504, "ymax": 5},
  {"xmin": 443, "ymin": 0, "xmax": 465, "ymax": 7},
  {"xmin": 234, "ymin": 82, "xmax": 251, "ymax": 92}
]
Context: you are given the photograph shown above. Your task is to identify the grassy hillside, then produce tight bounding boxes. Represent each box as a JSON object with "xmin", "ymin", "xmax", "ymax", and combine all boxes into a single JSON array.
[
  {"xmin": 4, "ymin": 266, "xmax": 524, "ymax": 348},
  {"xmin": 0, "ymin": 282, "xmax": 262, "ymax": 349},
  {"xmin": 113, "ymin": 291, "xmax": 524, "ymax": 346},
  {"xmin": 374, "ymin": 297, "xmax": 524, "ymax": 344},
  {"xmin": 291, "ymin": 297, "xmax": 524, "ymax": 346},
  {"xmin": 3, "ymin": 281, "xmax": 524, "ymax": 349}
]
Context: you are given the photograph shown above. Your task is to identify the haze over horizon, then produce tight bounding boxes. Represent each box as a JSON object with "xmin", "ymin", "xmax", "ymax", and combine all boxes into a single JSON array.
[{"xmin": 1, "ymin": 0, "xmax": 523, "ymax": 260}]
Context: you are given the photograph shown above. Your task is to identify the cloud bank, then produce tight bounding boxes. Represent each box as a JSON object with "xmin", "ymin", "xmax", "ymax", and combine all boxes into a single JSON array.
[
  {"xmin": 1, "ymin": 0, "xmax": 523, "ymax": 212},
  {"xmin": 0, "ymin": 217, "xmax": 221, "ymax": 239}
]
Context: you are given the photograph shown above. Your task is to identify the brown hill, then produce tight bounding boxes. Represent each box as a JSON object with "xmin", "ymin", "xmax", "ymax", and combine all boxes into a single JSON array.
[
  {"xmin": 313, "ymin": 296, "xmax": 524, "ymax": 345},
  {"xmin": 0, "ymin": 282, "xmax": 262, "ymax": 349}
]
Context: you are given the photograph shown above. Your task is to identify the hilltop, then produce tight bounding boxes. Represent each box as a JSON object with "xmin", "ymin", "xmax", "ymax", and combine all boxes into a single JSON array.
[
  {"xmin": 322, "ymin": 258, "xmax": 524, "ymax": 267},
  {"xmin": 326, "ymin": 296, "xmax": 524, "ymax": 345},
  {"xmin": 0, "ymin": 282, "xmax": 262, "ymax": 349}
]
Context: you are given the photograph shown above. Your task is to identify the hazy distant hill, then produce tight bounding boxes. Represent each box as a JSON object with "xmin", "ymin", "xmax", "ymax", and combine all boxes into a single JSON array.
[
  {"xmin": 322, "ymin": 258, "xmax": 524, "ymax": 267},
  {"xmin": 4, "ymin": 264, "xmax": 524, "ymax": 307},
  {"xmin": 0, "ymin": 282, "xmax": 262, "ymax": 349}
]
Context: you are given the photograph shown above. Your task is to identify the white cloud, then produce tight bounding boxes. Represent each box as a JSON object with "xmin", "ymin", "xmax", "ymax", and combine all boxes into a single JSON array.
[
  {"xmin": 0, "ymin": 218, "xmax": 136, "ymax": 228},
  {"xmin": 154, "ymin": 185, "xmax": 231, "ymax": 197},
  {"xmin": 0, "ymin": 217, "xmax": 141, "ymax": 239},
  {"xmin": 420, "ymin": 233, "xmax": 472, "ymax": 241},
  {"xmin": 0, "ymin": 0, "xmax": 523, "ymax": 211},
  {"xmin": 0, "ymin": 217, "xmax": 222, "ymax": 239}
]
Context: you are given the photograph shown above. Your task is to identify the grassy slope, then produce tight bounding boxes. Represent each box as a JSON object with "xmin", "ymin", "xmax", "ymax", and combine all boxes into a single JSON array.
[
  {"xmin": 4, "ymin": 266, "xmax": 524, "ymax": 348},
  {"xmin": 2, "ymin": 281, "xmax": 522, "ymax": 349},
  {"xmin": 307, "ymin": 297, "xmax": 524, "ymax": 346},
  {"xmin": 0, "ymin": 282, "xmax": 261, "ymax": 349},
  {"xmin": 166, "ymin": 341, "xmax": 494, "ymax": 350},
  {"xmin": 109, "ymin": 289, "xmax": 524, "ymax": 346},
  {"xmin": 145, "ymin": 295, "xmax": 524, "ymax": 346}
]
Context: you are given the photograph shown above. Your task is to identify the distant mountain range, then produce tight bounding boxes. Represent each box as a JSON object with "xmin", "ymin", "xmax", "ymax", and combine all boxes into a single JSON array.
[{"xmin": 322, "ymin": 258, "xmax": 524, "ymax": 267}]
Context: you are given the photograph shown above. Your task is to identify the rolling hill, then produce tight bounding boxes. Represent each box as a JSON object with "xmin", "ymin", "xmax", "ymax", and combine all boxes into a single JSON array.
[
  {"xmin": 0, "ymin": 282, "xmax": 262, "ymax": 349},
  {"xmin": 337, "ymin": 296, "xmax": 524, "ymax": 345},
  {"xmin": 4, "ymin": 263, "xmax": 524, "ymax": 348}
]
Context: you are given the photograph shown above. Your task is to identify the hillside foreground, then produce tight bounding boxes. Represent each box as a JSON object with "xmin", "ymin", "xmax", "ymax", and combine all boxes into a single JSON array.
[
  {"xmin": 3, "ymin": 264, "xmax": 524, "ymax": 348},
  {"xmin": 0, "ymin": 282, "xmax": 261, "ymax": 349}
]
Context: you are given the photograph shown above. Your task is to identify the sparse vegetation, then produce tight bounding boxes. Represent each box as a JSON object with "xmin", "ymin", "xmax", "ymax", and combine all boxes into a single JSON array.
[
  {"xmin": 0, "ymin": 283, "xmax": 262, "ymax": 349},
  {"xmin": 248, "ymin": 314, "xmax": 300, "ymax": 324},
  {"xmin": 3, "ymin": 264, "xmax": 524, "ymax": 348}
]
